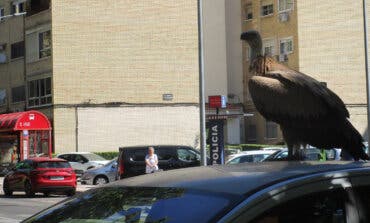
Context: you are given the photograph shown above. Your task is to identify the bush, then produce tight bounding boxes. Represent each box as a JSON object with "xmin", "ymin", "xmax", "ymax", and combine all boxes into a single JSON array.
[{"xmin": 94, "ymin": 152, "xmax": 119, "ymax": 160}]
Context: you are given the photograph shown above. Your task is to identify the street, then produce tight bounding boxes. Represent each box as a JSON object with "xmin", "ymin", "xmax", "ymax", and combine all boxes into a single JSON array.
[{"xmin": 0, "ymin": 177, "xmax": 95, "ymax": 222}]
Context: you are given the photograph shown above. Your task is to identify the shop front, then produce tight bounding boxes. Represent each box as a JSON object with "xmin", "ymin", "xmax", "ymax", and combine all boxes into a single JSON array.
[{"xmin": 0, "ymin": 111, "xmax": 52, "ymax": 172}]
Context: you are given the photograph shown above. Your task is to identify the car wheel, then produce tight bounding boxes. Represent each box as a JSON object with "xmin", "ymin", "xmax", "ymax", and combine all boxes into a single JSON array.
[
  {"xmin": 24, "ymin": 180, "xmax": 35, "ymax": 197},
  {"xmin": 66, "ymin": 189, "xmax": 76, "ymax": 197},
  {"xmin": 93, "ymin": 176, "xmax": 108, "ymax": 185},
  {"xmin": 3, "ymin": 180, "xmax": 13, "ymax": 196}
]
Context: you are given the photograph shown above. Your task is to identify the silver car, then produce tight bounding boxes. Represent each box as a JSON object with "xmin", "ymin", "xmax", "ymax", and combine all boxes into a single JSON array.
[{"xmin": 80, "ymin": 158, "xmax": 117, "ymax": 185}]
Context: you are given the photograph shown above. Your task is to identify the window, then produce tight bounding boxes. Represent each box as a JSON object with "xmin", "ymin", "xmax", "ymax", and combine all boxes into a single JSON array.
[
  {"xmin": 280, "ymin": 37, "xmax": 293, "ymax": 54},
  {"xmin": 250, "ymin": 188, "xmax": 349, "ymax": 223},
  {"xmin": 263, "ymin": 38, "xmax": 275, "ymax": 56},
  {"xmin": 261, "ymin": 2, "xmax": 273, "ymax": 16},
  {"xmin": 279, "ymin": 0, "xmax": 294, "ymax": 12},
  {"xmin": 28, "ymin": 77, "xmax": 52, "ymax": 107},
  {"xmin": 28, "ymin": 0, "xmax": 50, "ymax": 16},
  {"xmin": 39, "ymin": 30, "xmax": 51, "ymax": 58},
  {"xmin": 11, "ymin": 1, "xmax": 25, "ymax": 14},
  {"xmin": 157, "ymin": 149, "xmax": 173, "ymax": 160},
  {"xmin": 0, "ymin": 8, "xmax": 4, "ymax": 21},
  {"xmin": 37, "ymin": 161, "xmax": 70, "ymax": 168},
  {"xmin": 177, "ymin": 148, "xmax": 199, "ymax": 162},
  {"xmin": 11, "ymin": 41, "xmax": 24, "ymax": 59},
  {"xmin": 244, "ymin": 3, "xmax": 253, "ymax": 20},
  {"xmin": 245, "ymin": 46, "xmax": 251, "ymax": 61},
  {"xmin": 0, "ymin": 89, "xmax": 5, "ymax": 105},
  {"xmin": 11, "ymin": 85, "xmax": 25, "ymax": 103},
  {"xmin": 266, "ymin": 121, "xmax": 278, "ymax": 139},
  {"xmin": 247, "ymin": 124, "xmax": 257, "ymax": 142}
]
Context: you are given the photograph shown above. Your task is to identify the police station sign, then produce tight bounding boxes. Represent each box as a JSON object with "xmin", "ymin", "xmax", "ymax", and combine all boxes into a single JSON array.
[{"xmin": 208, "ymin": 120, "xmax": 224, "ymax": 165}]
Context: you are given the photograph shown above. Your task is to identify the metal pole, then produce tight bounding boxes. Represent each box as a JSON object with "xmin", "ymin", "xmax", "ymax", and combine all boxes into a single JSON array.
[
  {"xmin": 198, "ymin": 0, "xmax": 207, "ymax": 166},
  {"xmin": 363, "ymin": 0, "xmax": 370, "ymax": 155}
]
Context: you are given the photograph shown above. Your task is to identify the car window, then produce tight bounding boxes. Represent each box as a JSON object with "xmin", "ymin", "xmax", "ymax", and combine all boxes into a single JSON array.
[
  {"xmin": 82, "ymin": 153, "xmax": 106, "ymax": 161},
  {"xmin": 228, "ymin": 157, "xmax": 241, "ymax": 164},
  {"xmin": 177, "ymin": 148, "xmax": 199, "ymax": 162},
  {"xmin": 156, "ymin": 149, "xmax": 173, "ymax": 160},
  {"xmin": 240, "ymin": 155, "xmax": 253, "ymax": 163},
  {"xmin": 59, "ymin": 154, "xmax": 71, "ymax": 161},
  {"xmin": 76, "ymin": 155, "xmax": 88, "ymax": 163},
  {"xmin": 16, "ymin": 160, "xmax": 33, "ymax": 170},
  {"xmin": 249, "ymin": 188, "xmax": 350, "ymax": 223},
  {"xmin": 25, "ymin": 187, "xmax": 242, "ymax": 223},
  {"xmin": 276, "ymin": 151, "xmax": 288, "ymax": 159},
  {"xmin": 253, "ymin": 154, "xmax": 269, "ymax": 162},
  {"xmin": 37, "ymin": 161, "xmax": 71, "ymax": 168},
  {"xmin": 126, "ymin": 149, "xmax": 146, "ymax": 162}
]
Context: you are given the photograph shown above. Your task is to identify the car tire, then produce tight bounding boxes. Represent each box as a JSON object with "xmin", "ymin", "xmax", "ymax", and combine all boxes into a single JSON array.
[
  {"xmin": 24, "ymin": 180, "xmax": 35, "ymax": 197},
  {"xmin": 66, "ymin": 189, "xmax": 76, "ymax": 197},
  {"xmin": 3, "ymin": 180, "xmax": 13, "ymax": 196},
  {"xmin": 93, "ymin": 176, "xmax": 108, "ymax": 185}
]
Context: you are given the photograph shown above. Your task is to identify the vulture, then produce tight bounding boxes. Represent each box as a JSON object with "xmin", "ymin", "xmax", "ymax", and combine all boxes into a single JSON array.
[{"xmin": 241, "ymin": 30, "xmax": 369, "ymax": 161}]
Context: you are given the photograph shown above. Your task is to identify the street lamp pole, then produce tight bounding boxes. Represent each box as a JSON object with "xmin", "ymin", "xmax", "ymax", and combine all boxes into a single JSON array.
[
  {"xmin": 363, "ymin": 0, "xmax": 370, "ymax": 155},
  {"xmin": 198, "ymin": 0, "xmax": 207, "ymax": 166}
]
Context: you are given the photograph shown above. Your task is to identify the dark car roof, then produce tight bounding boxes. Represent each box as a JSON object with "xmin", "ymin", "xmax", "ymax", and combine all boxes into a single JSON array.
[
  {"xmin": 119, "ymin": 145, "xmax": 193, "ymax": 150},
  {"xmin": 111, "ymin": 161, "xmax": 370, "ymax": 195}
]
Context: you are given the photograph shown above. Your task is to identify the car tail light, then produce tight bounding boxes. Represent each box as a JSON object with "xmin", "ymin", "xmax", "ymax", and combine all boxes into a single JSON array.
[{"xmin": 119, "ymin": 160, "xmax": 124, "ymax": 179}]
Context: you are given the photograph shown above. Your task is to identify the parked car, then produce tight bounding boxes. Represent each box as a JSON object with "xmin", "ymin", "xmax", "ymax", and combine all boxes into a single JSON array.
[
  {"xmin": 224, "ymin": 148, "xmax": 241, "ymax": 160},
  {"xmin": 263, "ymin": 147, "xmax": 338, "ymax": 161},
  {"xmin": 57, "ymin": 152, "xmax": 109, "ymax": 175},
  {"xmin": 117, "ymin": 145, "xmax": 202, "ymax": 179},
  {"xmin": 23, "ymin": 161, "xmax": 370, "ymax": 222},
  {"xmin": 3, "ymin": 157, "xmax": 76, "ymax": 197},
  {"xmin": 81, "ymin": 158, "xmax": 118, "ymax": 185},
  {"xmin": 226, "ymin": 150, "xmax": 278, "ymax": 164}
]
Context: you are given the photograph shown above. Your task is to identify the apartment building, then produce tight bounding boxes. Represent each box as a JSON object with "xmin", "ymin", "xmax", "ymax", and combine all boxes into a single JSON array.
[
  {"xmin": 203, "ymin": 0, "xmax": 246, "ymax": 145},
  {"xmin": 241, "ymin": 0, "xmax": 369, "ymax": 143},
  {"xmin": 0, "ymin": 0, "xmax": 26, "ymax": 114},
  {"xmin": 0, "ymin": 0, "xmax": 201, "ymax": 153}
]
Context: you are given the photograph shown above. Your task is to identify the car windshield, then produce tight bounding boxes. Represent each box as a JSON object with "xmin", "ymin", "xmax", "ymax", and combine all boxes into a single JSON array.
[
  {"xmin": 82, "ymin": 153, "xmax": 107, "ymax": 161},
  {"xmin": 24, "ymin": 186, "xmax": 241, "ymax": 223},
  {"xmin": 36, "ymin": 161, "xmax": 71, "ymax": 168}
]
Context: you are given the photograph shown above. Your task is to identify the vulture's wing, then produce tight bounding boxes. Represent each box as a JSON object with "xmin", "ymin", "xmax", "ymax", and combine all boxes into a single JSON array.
[{"xmin": 249, "ymin": 70, "xmax": 349, "ymax": 123}]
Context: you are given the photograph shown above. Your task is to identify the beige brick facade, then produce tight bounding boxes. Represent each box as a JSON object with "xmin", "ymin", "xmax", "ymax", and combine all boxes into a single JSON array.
[
  {"xmin": 51, "ymin": 0, "xmax": 200, "ymax": 152},
  {"xmin": 51, "ymin": 0, "xmax": 199, "ymax": 105}
]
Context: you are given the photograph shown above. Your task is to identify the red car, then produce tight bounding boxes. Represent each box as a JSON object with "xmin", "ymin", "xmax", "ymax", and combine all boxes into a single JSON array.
[{"xmin": 3, "ymin": 157, "xmax": 77, "ymax": 197}]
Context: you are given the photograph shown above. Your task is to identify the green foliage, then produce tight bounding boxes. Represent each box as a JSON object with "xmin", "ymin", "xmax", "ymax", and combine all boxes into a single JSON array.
[{"xmin": 94, "ymin": 152, "xmax": 119, "ymax": 160}]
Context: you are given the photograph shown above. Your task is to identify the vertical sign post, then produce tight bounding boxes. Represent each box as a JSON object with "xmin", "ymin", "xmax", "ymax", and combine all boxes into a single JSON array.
[{"xmin": 208, "ymin": 120, "xmax": 224, "ymax": 165}]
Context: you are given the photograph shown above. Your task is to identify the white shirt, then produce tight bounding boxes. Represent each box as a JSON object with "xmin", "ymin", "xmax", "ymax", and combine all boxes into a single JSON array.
[{"xmin": 145, "ymin": 154, "xmax": 158, "ymax": 174}]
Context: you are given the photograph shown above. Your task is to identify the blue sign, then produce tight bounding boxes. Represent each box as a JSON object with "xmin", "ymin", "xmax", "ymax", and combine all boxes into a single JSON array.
[
  {"xmin": 221, "ymin": 95, "xmax": 227, "ymax": 108},
  {"xmin": 208, "ymin": 120, "xmax": 224, "ymax": 165}
]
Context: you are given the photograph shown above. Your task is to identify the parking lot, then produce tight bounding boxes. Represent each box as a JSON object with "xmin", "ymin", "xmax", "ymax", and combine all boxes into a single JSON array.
[{"xmin": 0, "ymin": 177, "xmax": 96, "ymax": 222}]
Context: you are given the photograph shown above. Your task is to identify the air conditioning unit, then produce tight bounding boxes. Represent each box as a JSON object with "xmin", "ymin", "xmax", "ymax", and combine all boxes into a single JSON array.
[
  {"xmin": 279, "ymin": 54, "xmax": 288, "ymax": 62},
  {"xmin": 279, "ymin": 12, "xmax": 289, "ymax": 22}
]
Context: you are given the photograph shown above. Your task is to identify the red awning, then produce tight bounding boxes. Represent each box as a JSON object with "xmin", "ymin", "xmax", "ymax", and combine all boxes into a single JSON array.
[{"xmin": 0, "ymin": 110, "xmax": 51, "ymax": 132}]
